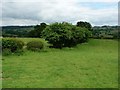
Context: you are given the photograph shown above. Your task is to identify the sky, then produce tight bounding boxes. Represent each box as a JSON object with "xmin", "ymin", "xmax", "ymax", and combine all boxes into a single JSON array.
[{"xmin": 0, "ymin": 0, "xmax": 119, "ymax": 26}]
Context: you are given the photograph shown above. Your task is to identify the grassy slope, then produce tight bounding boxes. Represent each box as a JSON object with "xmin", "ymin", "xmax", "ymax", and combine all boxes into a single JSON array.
[{"xmin": 2, "ymin": 39, "xmax": 118, "ymax": 88}]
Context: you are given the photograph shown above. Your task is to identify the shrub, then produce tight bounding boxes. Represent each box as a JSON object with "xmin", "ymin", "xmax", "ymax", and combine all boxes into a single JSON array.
[
  {"xmin": 2, "ymin": 38, "xmax": 24, "ymax": 53},
  {"xmin": 2, "ymin": 48, "xmax": 11, "ymax": 56},
  {"xmin": 0, "ymin": 40, "xmax": 2, "ymax": 54},
  {"xmin": 79, "ymin": 28, "xmax": 91, "ymax": 43},
  {"xmin": 27, "ymin": 41, "xmax": 44, "ymax": 51},
  {"xmin": 113, "ymin": 32, "xmax": 120, "ymax": 39},
  {"xmin": 42, "ymin": 22, "xmax": 91, "ymax": 48}
]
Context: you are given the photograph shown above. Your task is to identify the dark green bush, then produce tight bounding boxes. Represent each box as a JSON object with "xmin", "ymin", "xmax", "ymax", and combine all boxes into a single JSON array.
[
  {"xmin": 42, "ymin": 22, "xmax": 72, "ymax": 48},
  {"xmin": 2, "ymin": 48, "xmax": 11, "ymax": 56},
  {"xmin": 113, "ymin": 32, "xmax": 120, "ymax": 39},
  {"xmin": 27, "ymin": 41, "xmax": 44, "ymax": 51},
  {"xmin": 2, "ymin": 38, "xmax": 24, "ymax": 53},
  {"xmin": 0, "ymin": 40, "xmax": 2, "ymax": 54},
  {"xmin": 79, "ymin": 28, "xmax": 91, "ymax": 43}
]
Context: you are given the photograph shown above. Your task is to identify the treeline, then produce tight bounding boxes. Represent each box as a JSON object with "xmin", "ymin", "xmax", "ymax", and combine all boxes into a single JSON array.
[
  {"xmin": 2, "ymin": 21, "xmax": 92, "ymax": 38},
  {"xmin": 1, "ymin": 22, "xmax": 120, "ymax": 39},
  {"xmin": 2, "ymin": 26, "xmax": 34, "ymax": 37},
  {"xmin": 2, "ymin": 21, "xmax": 119, "ymax": 55}
]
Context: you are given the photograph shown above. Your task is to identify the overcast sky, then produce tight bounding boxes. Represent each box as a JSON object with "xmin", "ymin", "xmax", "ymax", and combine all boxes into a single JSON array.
[{"xmin": 1, "ymin": 0, "xmax": 119, "ymax": 26}]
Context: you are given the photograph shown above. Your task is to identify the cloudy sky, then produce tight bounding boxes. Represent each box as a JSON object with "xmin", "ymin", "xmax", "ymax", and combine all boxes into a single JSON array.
[{"xmin": 1, "ymin": 0, "xmax": 119, "ymax": 26}]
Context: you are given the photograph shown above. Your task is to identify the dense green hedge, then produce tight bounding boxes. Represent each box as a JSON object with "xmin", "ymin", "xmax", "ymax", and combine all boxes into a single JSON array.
[
  {"xmin": 2, "ymin": 38, "xmax": 24, "ymax": 55},
  {"xmin": 42, "ymin": 22, "xmax": 91, "ymax": 48},
  {"xmin": 27, "ymin": 41, "xmax": 44, "ymax": 51},
  {"xmin": 2, "ymin": 38, "xmax": 24, "ymax": 52}
]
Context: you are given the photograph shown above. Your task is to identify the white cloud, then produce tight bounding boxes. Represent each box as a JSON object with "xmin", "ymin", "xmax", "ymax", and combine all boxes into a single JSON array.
[
  {"xmin": 1, "ymin": 0, "xmax": 118, "ymax": 26},
  {"xmin": 2, "ymin": 0, "xmax": 119, "ymax": 2}
]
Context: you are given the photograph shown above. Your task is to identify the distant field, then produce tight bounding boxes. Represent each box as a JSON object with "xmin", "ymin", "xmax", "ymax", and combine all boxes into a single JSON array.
[
  {"xmin": 2, "ymin": 38, "xmax": 118, "ymax": 88},
  {"xmin": 3, "ymin": 37, "xmax": 46, "ymax": 44}
]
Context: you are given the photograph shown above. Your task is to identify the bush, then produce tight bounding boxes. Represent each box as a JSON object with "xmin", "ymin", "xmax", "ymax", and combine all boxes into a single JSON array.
[
  {"xmin": 0, "ymin": 40, "xmax": 2, "ymax": 54},
  {"xmin": 42, "ymin": 22, "xmax": 74, "ymax": 48},
  {"xmin": 2, "ymin": 48, "xmax": 11, "ymax": 56},
  {"xmin": 42, "ymin": 22, "xmax": 91, "ymax": 48},
  {"xmin": 27, "ymin": 41, "xmax": 44, "ymax": 51},
  {"xmin": 113, "ymin": 32, "xmax": 120, "ymax": 39},
  {"xmin": 2, "ymin": 38, "xmax": 24, "ymax": 53},
  {"xmin": 79, "ymin": 28, "xmax": 91, "ymax": 43}
]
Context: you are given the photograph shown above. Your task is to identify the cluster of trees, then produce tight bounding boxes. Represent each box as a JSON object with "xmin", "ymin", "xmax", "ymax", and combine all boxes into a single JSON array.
[
  {"xmin": 41, "ymin": 22, "xmax": 91, "ymax": 48},
  {"xmin": 29, "ymin": 22, "xmax": 92, "ymax": 48},
  {"xmin": 27, "ymin": 21, "xmax": 91, "ymax": 48},
  {"xmin": 2, "ymin": 23, "xmax": 119, "ymax": 40}
]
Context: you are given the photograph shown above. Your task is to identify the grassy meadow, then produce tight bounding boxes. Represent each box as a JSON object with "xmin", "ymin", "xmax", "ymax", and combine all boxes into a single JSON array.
[{"xmin": 2, "ymin": 38, "xmax": 118, "ymax": 88}]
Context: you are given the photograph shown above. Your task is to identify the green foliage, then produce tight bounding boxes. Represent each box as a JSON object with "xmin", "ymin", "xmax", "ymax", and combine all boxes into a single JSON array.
[
  {"xmin": 2, "ymin": 38, "xmax": 24, "ymax": 53},
  {"xmin": 113, "ymin": 32, "xmax": 120, "ymax": 39},
  {"xmin": 42, "ymin": 22, "xmax": 91, "ymax": 48},
  {"xmin": 2, "ymin": 49, "xmax": 11, "ymax": 56},
  {"xmin": 27, "ymin": 41, "xmax": 44, "ymax": 51},
  {"xmin": 80, "ymin": 28, "xmax": 92, "ymax": 42},
  {"xmin": 28, "ymin": 23, "xmax": 47, "ymax": 37},
  {"xmin": 77, "ymin": 21, "xmax": 92, "ymax": 31},
  {"xmin": 2, "ymin": 26, "xmax": 34, "ymax": 37},
  {"xmin": 0, "ymin": 40, "xmax": 2, "ymax": 53},
  {"xmin": 92, "ymin": 26, "xmax": 119, "ymax": 39}
]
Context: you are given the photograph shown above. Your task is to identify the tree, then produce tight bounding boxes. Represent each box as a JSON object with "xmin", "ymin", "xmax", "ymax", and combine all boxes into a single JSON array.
[
  {"xmin": 28, "ymin": 23, "xmax": 47, "ymax": 37},
  {"xmin": 76, "ymin": 21, "xmax": 92, "ymax": 31}
]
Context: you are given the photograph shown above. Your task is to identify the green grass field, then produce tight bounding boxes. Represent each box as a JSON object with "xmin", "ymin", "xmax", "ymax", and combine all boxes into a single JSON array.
[{"xmin": 2, "ymin": 38, "xmax": 118, "ymax": 88}]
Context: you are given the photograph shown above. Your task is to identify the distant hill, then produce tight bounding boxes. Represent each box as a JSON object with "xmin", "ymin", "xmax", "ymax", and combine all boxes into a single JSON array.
[
  {"xmin": 1, "ymin": 26, "xmax": 34, "ymax": 37},
  {"xmin": 92, "ymin": 26, "xmax": 119, "ymax": 39}
]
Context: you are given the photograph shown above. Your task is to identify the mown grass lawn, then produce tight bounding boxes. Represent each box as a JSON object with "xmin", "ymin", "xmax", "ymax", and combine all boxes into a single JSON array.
[{"xmin": 2, "ymin": 39, "xmax": 118, "ymax": 88}]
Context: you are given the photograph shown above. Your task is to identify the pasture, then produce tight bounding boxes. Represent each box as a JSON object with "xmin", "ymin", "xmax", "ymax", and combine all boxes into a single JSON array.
[{"xmin": 2, "ymin": 38, "xmax": 118, "ymax": 88}]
